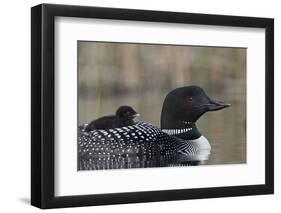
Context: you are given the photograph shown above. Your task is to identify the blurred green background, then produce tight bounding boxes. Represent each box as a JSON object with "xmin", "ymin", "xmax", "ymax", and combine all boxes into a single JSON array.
[{"xmin": 78, "ymin": 41, "xmax": 246, "ymax": 165}]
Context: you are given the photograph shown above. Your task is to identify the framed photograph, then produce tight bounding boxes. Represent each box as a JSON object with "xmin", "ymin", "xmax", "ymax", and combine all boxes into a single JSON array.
[{"xmin": 31, "ymin": 4, "xmax": 274, "ymax": 209}]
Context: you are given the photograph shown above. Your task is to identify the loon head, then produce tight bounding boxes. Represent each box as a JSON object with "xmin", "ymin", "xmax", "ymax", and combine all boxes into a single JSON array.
[
  {"xmin": 116, "ymin": 106, "xmax": 140, "ymax": 120},
  {"xmin": 161, "ymin": 86, "xmax": 230, "ymax": 139}
]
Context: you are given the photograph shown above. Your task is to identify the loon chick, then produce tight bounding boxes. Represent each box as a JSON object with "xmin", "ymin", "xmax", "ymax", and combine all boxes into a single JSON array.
[
  {"xmin": 85, "ymin": 106, "xmax": 140, "ymax": 131},
  {"xmin": 78, "ymin": 86, "xmax": 230, "ymax": 163}
]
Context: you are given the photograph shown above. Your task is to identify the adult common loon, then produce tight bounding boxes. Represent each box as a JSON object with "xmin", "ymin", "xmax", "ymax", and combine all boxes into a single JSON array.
[
  {"xmin": 85, "ymin": 106, "xmax": 139, "ymax": 131},
  {"xmin": 78, "ymin": 86, "xmax": 230, "ymax": 163}
]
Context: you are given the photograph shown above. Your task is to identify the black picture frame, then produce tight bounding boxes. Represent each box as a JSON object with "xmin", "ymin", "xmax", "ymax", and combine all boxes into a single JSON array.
[{"xmin": 31, "ymin": 3, "xmax": 274, "ymax": 209}]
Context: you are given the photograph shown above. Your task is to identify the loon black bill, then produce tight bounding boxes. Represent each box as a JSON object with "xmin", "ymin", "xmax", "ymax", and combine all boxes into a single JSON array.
[{"xmin": 204, "ymin": 100, "xmax": 231, "ymax": 111}]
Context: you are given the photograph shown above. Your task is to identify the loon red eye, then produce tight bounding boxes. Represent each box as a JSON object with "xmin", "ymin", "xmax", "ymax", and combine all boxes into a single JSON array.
[{"xmin": 187, "ymin": 96, "xmax": 193, "ymax": 102}]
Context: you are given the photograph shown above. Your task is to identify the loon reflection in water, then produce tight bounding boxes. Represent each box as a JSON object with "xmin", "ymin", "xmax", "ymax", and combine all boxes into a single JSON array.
[
  {"xmin": 78, "ymin": 86, "xmax": 230, "ymax": 170},
  {"xmin": 79, "ymin": 152, "xmax": 208, "ymax": 170}
]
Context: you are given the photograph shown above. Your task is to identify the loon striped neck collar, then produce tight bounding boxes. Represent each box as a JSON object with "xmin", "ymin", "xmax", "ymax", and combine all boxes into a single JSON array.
[
  {"xmin": 161, "ymin": 121, "xmax": 201, "ymax": 140},
  {"xmin": 162, "ymin": 128, "xmax": 193, "ymax": 135}
]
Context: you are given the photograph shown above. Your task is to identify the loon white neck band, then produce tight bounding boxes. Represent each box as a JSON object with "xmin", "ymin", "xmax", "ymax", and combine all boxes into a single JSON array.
[{"xmin": 162, "ymin": 128, "xmax": 193, "ymax": 135}]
